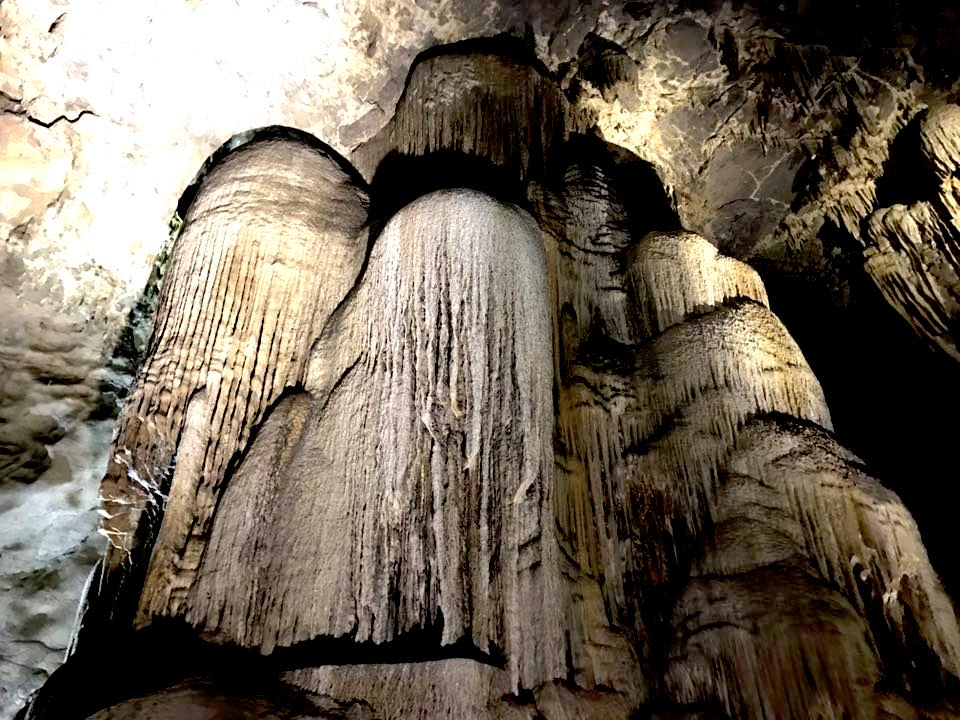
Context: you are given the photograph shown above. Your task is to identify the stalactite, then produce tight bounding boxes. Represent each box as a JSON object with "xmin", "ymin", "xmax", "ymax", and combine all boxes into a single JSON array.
[
  {"xmin": 549, "ymin": 161, "xmax": 635, "ymax": 347},
  {"xmin": 920, "ymin": 105, "xmax": 960, "ymax": 179},
  {"xmin": 864, "ymin": 104, "xmax": 960, "ymax": 361},
  {"xmin": 664, "ymin": 415, "xmax": 960, "ymax": 718},
  {"xmin": 626, "ymin": 229, "xmax": 769, "ymax": 339},
  {"xmin": 97, "ymin": 137, "xmax": 370, "ymax": 622},
  {"xmin": 354, "ymin": 43, "xmax": 568, "ymax": 183},
  {"xmin": 557, "ymin": 300, "xmax": 830, "ymax": 640},
  {"xmin": 863, "ymin": 202, "xmax": 960, "ymax": 359},
  {"xmin": 731, "ymin": 419, "xmax": 960, "ymax": 680},
  {"xmin": 183, "ymin": 190, "xmax": 565, "ymax": 690},
  {"xmin": 558, "ymin": 298, "xmax": 830, "ymax": 513},
  {"xmin": 666, "ymin": 561, "xmax": 882, "ymax": 720}
]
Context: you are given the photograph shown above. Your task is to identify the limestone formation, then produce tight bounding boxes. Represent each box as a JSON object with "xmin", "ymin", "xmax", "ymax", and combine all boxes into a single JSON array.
[
  {"xmin": 354, "ymin": 39, "xmax": 569, "ymax": 183},
  {"xmin": 186, "ymin": 190, "xmax": 562, "ymax": 692},
  {"xmin": 6, "ymin": 4, "xmax": 960, "ymax": 711},
  {"xmin": 14, "ymin": 41, "xmax": 960, "ymax": 720},
  {"xmin": 96, "ymin": 133, "xmax": 370, "ymax": 627},
  {"xmin": 665, "ymin": 416, "xmax": 960, "ymax": 719},
  {"xmin": 864, "ymin": 105, "xmax": 960, "ymax": 361}
]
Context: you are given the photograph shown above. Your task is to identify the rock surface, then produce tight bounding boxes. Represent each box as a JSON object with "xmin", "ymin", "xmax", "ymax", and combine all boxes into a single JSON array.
[
  {"xmin": 95, "ymin": 133, "xmax": 370, "ymax": 629},
  {"xmin": 864, "ymin": 105, "xmax": 960, "ymax": 361},
  {"xmin": 3, "ymin": 0, "xmax": 960, "ymax": 717},
  {"xmin": 16, "ymin": 42, "xmax": 960, "ymax": 719}
]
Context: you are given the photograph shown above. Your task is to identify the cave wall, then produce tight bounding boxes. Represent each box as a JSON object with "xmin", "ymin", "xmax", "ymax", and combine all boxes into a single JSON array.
[{"xmin": 2, "ymin": 0, "xmax": 959, "ymax": 716}]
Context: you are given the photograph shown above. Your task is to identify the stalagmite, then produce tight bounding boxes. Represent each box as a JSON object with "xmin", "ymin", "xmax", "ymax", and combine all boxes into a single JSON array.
[
  {"xmin": 555, "ymin": 230, "xmax": 831, "ymax": 659},
  {"xmin": 184, "ymin": 190, "xmax": 565, "ymax": 691},
  {"xmin": 626, "ymin": 229, "xmax": 769, "ymax": 338},
  {"xmin": 21, "ymin": 41, "xmax": 960, "ymax": 720}
]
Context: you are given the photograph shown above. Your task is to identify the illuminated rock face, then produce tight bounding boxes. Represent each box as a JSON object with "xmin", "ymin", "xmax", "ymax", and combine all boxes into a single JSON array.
[
  {"xmin": 864, "ymin": 105, "xmax": 960, "ymax": 362},
  {"xmin": 6, "ymin": 4, "xmax": 960, "ymax": 715},
  {"xmin": 16, "ymin": 43, "xmax": 959, "ymax": 720}
]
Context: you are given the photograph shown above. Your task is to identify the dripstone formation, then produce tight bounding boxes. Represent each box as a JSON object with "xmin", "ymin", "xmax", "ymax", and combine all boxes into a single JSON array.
[{"xmin": 19, "ymin": 39, "xmax": 960, "ymax": 720}]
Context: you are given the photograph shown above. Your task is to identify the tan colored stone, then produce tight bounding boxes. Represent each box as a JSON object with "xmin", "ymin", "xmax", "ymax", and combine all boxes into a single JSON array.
[{"xmin": 0, "ymin": 115, "xmax": 72, "ymax": 235}]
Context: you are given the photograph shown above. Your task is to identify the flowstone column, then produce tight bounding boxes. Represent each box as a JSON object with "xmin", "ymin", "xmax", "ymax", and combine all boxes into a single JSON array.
[
  {"xmin": 184, "ymin": 189, "xmax": 566, "ymax": 692},
  {"xmin": 22, "ymin": 39, "xmax": 960, "ymax": 720}
]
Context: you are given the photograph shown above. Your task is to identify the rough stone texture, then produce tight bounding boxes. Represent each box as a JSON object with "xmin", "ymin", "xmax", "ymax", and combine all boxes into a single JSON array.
[
  {"xmin": 0, "ymin": 115, "xmax": 72, "ymax": 237},
  {"xmin": 864, "ymin": 105, "xmax": 960, "ymax": 361},
  {"xmin": 0, "ymin": 269, "xmax": 117, "ymax": 714},
  {"xmin": 185, "ymin": 190, "xmax": 561, "ymax": 691},
  {"xmin": 3, "ymin": 0, "xmax": 960, "ymax": 716},
  {"xmin": 665, "ymin": 416, "xmax": 960, "ymax": 718},
  {"xmin": 96, "ymin": 134, "xmax": 370, "ymax": 629},
  {"xmin": 17, "ymin": 43, "xmax": 960, "ymax": 718},
  {"xmin": 286, "ymin": 660, "xmax": 527, "ymax": 720}
]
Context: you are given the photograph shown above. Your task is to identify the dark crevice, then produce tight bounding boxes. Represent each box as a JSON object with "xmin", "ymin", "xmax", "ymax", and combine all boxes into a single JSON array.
[
  {"xmin": 3, "ymin": 108, "xmax": 98, "ymax": 128},
  {"xmin": 394, "ymin": 32, "xmax": 550, "ymax": 111},
  {"xmin": 574, "ymin": 33, "xmax": 638, "ymax": 96},
  {"xmin": 366, "ymin": 148, "xmax": 531, "ymax": 243},
  {"xmin": 21, "ymin": 615, "xmax": 505, "ymax": 720},
  {"xmin": 552, "ymin": 133, "xmax": 681, "ymax": 238},
  {"xmin": 874, "ymin": 108, "xmax": 934, "ymax": 209},
  {"xmin": 47, "ymin": 13, "xmax": 65, "ymax": 33},
  {"xmin": 757, "ymin": 233, "xmax": 960, "ymax": 601}
]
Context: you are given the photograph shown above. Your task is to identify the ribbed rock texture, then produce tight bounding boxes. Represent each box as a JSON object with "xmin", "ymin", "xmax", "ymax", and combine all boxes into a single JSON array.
[
  {"xmin": 97, "ymin": 134, "xmax": 370, "ymax": 626},
  {"xmin": 864, "ymin": 105, "xmax": 960, "ymax": 361},
  {"xmin": 14, "ymin": 41, "xmax": 960, "ymax": 720},
  {"xmin": 5, "ymin": 4, "xmax": 960, "ymax": 715},
  {"xmin": 186, "ymin": 190, "xmax": 562, "ymax": 691}
]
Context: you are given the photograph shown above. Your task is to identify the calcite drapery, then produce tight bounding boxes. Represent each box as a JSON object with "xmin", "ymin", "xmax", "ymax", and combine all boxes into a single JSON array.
[
  {"xmin": 186, "ymin": 190, "xmax": 564, "ymax": 690},
  {"xmin": 865, "ymin": 105, "xmax": 960, "ymax": 361},
  {"xmin": 25, "ymin": 40, "xmax": 960, "ymax": 720},
  {"xmin": 95, "ymin": 134, "xmax": 370, "ymax": 628}
]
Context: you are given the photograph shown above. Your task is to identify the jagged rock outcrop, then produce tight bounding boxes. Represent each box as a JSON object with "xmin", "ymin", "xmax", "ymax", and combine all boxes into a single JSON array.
[{"xmin": 15, "ymin": 41, "xmax": 960, "ymax": 720}]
